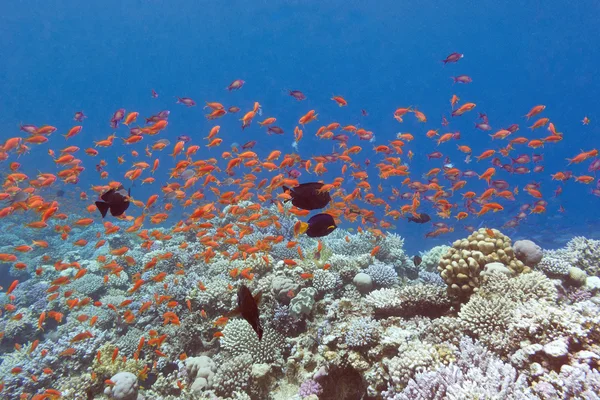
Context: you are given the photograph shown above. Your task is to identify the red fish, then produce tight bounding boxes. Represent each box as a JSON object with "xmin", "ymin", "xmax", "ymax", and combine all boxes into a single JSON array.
[{"xmin": 442, "ymin": 52, "xmax": 463, "ymax": 64}]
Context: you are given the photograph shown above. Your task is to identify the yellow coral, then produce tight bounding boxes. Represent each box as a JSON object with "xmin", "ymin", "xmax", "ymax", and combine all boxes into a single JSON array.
[
  {"xmin": 437, "ymin": 228, "xmax": 529, "ymax": 299},
  {"xmin": 91, "ymin": 343, "xmax": 145, "ymax": 379}
]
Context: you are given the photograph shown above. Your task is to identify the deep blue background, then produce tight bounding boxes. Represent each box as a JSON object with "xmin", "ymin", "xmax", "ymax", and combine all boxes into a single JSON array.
[{"xmin": 1, "ymin": 0, "xmax": 599, "ymax": 255}]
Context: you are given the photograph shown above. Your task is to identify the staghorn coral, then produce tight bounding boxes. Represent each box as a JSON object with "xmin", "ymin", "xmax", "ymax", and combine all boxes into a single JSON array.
[
  {"xmin": 534, "ymin": 362, "xmax": 600, "ymax": 399},
  {"xmin": 299, "ymin": 379, "xmax": 323, "ymax": 398},
  {"xmin": 385, "ymin": 337, "xmax": 537, "ymax": 400},
  {"xmin": 437, "ymin": 228, "xmax": 529, "ymax": 300}
]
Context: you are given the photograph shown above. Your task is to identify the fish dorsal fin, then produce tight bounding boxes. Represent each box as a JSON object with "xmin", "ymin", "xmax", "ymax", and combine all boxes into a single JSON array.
[{"xmin": 253, "ymin": 291, "xmax": 262, "ymax": 305}]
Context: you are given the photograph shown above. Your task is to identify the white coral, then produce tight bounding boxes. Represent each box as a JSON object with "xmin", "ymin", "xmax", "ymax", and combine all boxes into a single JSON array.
[{"xmin": 365, "ymin": 288, "xmax": 401, "ymax": 310}]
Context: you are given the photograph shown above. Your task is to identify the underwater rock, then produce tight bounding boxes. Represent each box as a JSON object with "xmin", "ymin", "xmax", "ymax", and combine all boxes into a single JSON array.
[
  {"xmin": 568, "ymin": 266, "xmax": 588, "ymax": 286},
  {"xmin": 271, "ymin": 276, "xmax": 300, "ymax": 304},
  {"xmin": 104, "ymin": 372, "xmax": 139, "ymax": 400},
  {"xmin": 514, "ymin": 240, "xmax": 543, "ymax": 267},
  {"xmin": 353, "ymin": 272, "xmax": 373, "ymax": 293},
  {"xmin": 185, "ymin": 356, "xmax": 216, "ymax": 392},
  {"xmin": 542, "ymin": 338, "xmax": 569, "ymax": 359},
  {"xmin": 481, "ymin": 261, "xmax": 512, "ymax": 277},
  {"xmin": 585, "ymin": 276, "xmax": 600, "ymax": 292}
]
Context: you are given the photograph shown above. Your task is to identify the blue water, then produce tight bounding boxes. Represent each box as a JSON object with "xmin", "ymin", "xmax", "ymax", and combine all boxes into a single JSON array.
[{"xmin": 1, "ymin": 0, "xmax": 599, "ymax": 256}]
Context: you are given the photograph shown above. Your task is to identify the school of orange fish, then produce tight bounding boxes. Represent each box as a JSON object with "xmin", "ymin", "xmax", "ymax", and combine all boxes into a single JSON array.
[{"xmin": 0, "ymin": 53, "xmax": 597, "ymax": 398}]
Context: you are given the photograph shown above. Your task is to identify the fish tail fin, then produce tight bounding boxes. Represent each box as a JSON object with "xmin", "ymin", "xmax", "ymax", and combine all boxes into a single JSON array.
[{"xmin": 95, "ymin": 201, "xmax": 109, "ymax": 218}]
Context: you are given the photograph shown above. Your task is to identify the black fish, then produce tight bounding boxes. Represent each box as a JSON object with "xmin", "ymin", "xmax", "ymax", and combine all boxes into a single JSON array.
[
  {"xmin": 408, "ymin": 213, "xmax": 431, "ymax": 224},
  {"xmin": 236, "ymin": 285, "xmax": 263, "ymax": 341},
  {"xmin": 413, "ymin": 255, "xmax": 422, "ymax": 267},
  {"xmin": 56, "ymin": 190, "xmax": 65, "ymax": 198},
  {"xmin": 95, "ymin": 187, "xmax": 130, "ymax": 218},
  {"xmin": 305, "ymin": 213, "xmax": 337, "ymax": 238},
  {"xmin": 283, "ymin": 182, "xmax": 331, "ymax": 210}
]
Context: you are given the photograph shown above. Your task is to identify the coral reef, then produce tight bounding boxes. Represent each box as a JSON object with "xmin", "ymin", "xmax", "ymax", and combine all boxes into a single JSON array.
[{"xmin": 1, "ymin": 208, "xmax": 599, "ymax": 400}]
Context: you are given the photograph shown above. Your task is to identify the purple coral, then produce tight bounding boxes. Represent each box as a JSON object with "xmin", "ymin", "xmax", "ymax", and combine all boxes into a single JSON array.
[{"xmin": 299, "ymin": 379, "xmax": 323, "ymax": 398}]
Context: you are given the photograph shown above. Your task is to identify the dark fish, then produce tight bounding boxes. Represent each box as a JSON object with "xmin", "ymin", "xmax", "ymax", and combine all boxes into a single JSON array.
[
  {"xmin": 506, "ymin": 124, "xmax": 519, "ymax": 133},
  {"xmin": 267, "ymin": 126, "xmax": 284, "ymax": 135},
  {"xmin": 288, "ymin": 90, "xmax": 306, "ymax": 101},
  {"xmin": 442, "ymin": 52, "xmax": 463, "ymax": 64},
  {"xmin": 73, "ymin": 111, "xmax": 86, "ymax": 122},
  {"xmin": 226, "ymin": 79, "xmax": 245, "ymax": 91},
  {"xmin": 305, "ymin": 213, "xmax": 337, "ymax": 238},
  {"xmin": 407, "ymin": 213, "xmax": 431, "ymax": 224},
  {"xmin": 241, "ymin": 141, "xmax": 257, "ymax": 150},
  {"xmin": 95, "ymin": 188, "xmax": 130, "ymax": 218},
  {"xmin": 475, "ymin": 122, "xmax": 492, "ymax": 131},
  {"xmin": 20, "ymin": 124, "xmax": 38, "ymax": 133},
  {"xmin": 151, "ymin": 89, "xmax": 159, "ymax": 98},
  {"xmin": 413, "ymin": 256, "xmax": 422, "ymax": 267},
  {"xmin": 176, "ymin": 97, "xmax": 196, "ymax": 107},
  {"xmin": 56, "ymin": 190, "xmax": 65, "ymax": 198},
  {"xmin": 236, "ymin": 285, "xmax": 263, "ymax": 340},
  {"xmin": 332, "ymin": 134, "xmax": 349, "ymax": 143},
  {"xmin": 177, "ymin": 135, "xmax": 192, "ymax": 143},
  {"xmin": 110, "ymin": 108, "xmax": 125, "ymax": 129},
  {"xmin": 283, "ymin": 182, "xmax": 331, "ymax": 210},
  {"xmin": 452, "ymin": 75, "xmax": 472, "ymax": 84},
  {"xmin": 287, "ymin": 169, "xmax": 301, "ymax": 179}
]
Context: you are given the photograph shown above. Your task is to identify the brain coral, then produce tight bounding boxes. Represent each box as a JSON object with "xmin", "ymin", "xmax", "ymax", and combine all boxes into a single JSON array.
[{"xmin": 437, "ymin": 228, "xmax": 529, "ymax": 299}]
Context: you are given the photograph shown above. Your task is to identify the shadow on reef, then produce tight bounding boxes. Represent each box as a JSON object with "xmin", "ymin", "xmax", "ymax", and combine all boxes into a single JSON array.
[{"xmin": 320, "ymin": 366, "xmax": 368, "ymax": 400}]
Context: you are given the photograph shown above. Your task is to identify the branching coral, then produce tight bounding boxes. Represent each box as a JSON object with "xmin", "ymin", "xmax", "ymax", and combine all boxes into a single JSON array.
[
  {"xmin": 384, "ymin": 337, "xmax": 537, "ymax": 400},
  {"xmin": 365, "ymin": 284, "xmax": 451, "ymax": 318},
  {"xmin": 344, "ymin": 316, "xmax": 380, "ymax": 348},
  {"xmin": 212, "ymin": 353, "xmax": 254, "ymax": 397},
  {"xmin": 220, "ymin": 319, "xmax": 284, "ymax": 364},
  {"xmin": 365, "ymin": 261, "xmax": 398, "ymax": 287}
]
